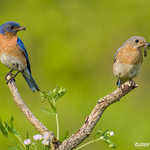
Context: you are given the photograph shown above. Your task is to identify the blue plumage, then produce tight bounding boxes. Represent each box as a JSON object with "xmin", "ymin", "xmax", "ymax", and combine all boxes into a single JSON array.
[
  {"xmin": 17, "ymin": 38, "xmax": 31, "ymax": 73},
  {"xmin": 0, "ymin": 22, "xmax": 20, "ymax": 34},
  {"xmin": 0, "ymin": 21, "xmax": 39, "ymax": 92},
  {"xmin": 17, "ymin": 38, "xmax": 39, "ymax": 92}
]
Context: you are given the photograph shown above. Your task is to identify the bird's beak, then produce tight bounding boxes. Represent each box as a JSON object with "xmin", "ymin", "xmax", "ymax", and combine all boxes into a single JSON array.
[
  {"xmin": 16, "ymin": 26, "xmax": 26, "ymax": 31},
  {"xmin": 145, "ymin": 42, "xmax": 150, "ymax": 48}
]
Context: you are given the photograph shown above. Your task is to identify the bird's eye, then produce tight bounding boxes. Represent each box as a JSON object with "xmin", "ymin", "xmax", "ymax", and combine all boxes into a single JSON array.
[
  {"xmin": 135, "ymin": 39, "xmax": 139, "ymax": 43},
  {"xmin": 10, "ymin": 26, "xmax": 15, "ymax": 30}
]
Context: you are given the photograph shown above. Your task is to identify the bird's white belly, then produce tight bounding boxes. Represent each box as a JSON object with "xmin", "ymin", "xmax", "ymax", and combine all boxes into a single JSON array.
[
  {"xmin": 113, "ymin": 62, "xmax": 141, "ymax": 79},
  {"xmin": 0, "ymin": 53, "xmax": 25, "ymax": 71}
]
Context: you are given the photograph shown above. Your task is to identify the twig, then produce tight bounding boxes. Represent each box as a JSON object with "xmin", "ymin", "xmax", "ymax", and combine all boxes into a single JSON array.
[
  {"xmin": 57, "ymin": 81, "xmax": 137, "ymax": 150},
  {"xmin": 75, "ymin": 137, "xmax": 102, "ymax": 150},
  {"xmin": 6, "ymin": 74, "xmax": 58, "ymax": 146},
  {"xmin": 56, "ymin": 113, "xmax": 60, "ymax": 140},
  {"xmin": 6, "ymin": 72, "xmax": 137, "ymax": 150}
]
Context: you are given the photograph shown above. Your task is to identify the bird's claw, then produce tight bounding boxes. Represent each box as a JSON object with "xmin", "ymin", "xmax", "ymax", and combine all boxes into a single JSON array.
[
  {"xmin": 129, "ymin": 80, "xmax": 136, "ymax": 87},
  {"xmin": 5, "ymin": 72, "xmax": 16, "ymax": 84},
  {"xmin": 118, "ymin": 80, "xmax": 136, "ymax": 90},
  {"xmin": 6, "ymin": 77, "xmax": 15, "ymax": 84}
]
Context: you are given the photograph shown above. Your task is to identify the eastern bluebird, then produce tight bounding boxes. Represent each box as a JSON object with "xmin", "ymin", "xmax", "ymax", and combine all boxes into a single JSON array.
[
  {"xmin": 113, "ymin": 36, "xmax": 150, "ymax": 87},
  {"xmin": 0, "ymin": 21, "xmax": 39, "ymax": 92}
]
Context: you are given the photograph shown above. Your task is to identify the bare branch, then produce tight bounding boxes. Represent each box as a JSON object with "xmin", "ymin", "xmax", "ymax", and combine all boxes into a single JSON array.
[
  {"xmin": 6, "ymin": 72, "xmax": 137, "ymax": 150},
  {"xmin": 6, "ymin": 74, "xmax": 57, "ymax": 144},
  {"xmin": 57, "ymin": 81, "xmax": 137, "ymax": 150}
]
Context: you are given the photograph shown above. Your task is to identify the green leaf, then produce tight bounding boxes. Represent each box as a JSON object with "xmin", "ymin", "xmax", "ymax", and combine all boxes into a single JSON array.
[
  {"xmin": 41, "ymin": 108, "xmax": 56, "ymax": 115},
  {"xmin": 95, "ymin": 129, "xmax": 103, "ymax": 137},
  {"xmin": 109, "ymin": 143, "xmax": 116, "ymax": 148},
  {"xmin": 0, "ymin": 120, "xmax": 8, "ymax": 137},
  {"xmin": 4, "ymin": 121, "xmax": 18, "ymax": 135},
  {"xmin": 40, "ymin": 86, "xmax": 67, "ymax": 104},
  {"xmin": 102, "ymin": 129, "xmax": 109, "ymax": 137},
  {"xmin": 8, "ymin": 127, "xmax": 18, "ymax": 135},
  {"xmin": 10, "ymin": 116, "xmax": 14, "ymax": 128},
  {"xmin": 49, "ymin": 101, "xmax": 56, "ymax": 113}
]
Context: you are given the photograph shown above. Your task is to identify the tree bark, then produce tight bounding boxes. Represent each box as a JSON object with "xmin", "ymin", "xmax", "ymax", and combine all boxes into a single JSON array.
[
  {"xmin": 6, "ymin": 74, "xmax": 137, "ymax": 150},
  {"xmin": 57, "ymin": 81, "xmax": 137, "ymax": 150}
]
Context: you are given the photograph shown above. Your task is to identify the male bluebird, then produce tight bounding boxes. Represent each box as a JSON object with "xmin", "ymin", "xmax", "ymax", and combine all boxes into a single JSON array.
[
  {"xmin": 0, "ymin": 21, "xmax": 39, "ymax": 92},
  {"xmin": 113, "ymin": 36, "xmax": 150, "ymax": 87}
]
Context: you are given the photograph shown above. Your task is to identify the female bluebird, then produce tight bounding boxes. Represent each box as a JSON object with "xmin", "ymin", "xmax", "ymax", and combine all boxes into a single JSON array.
[
  {"xmin": 113, "ymin": 36, "xmax": 150, "ymax": 87},
  {"xmin": 0, "ymin": 22, "xmax": 39, "ymax": 92}
]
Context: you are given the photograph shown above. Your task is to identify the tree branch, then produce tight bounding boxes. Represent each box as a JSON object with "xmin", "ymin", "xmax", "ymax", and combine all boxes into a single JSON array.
[
  {"xmin": 6, "ymin": 73, "xmax": 137, "ymax": 150},
  {"xmin": 6, "ymin": 74, "xmax": 58, "ymax": 146},
  {"xmin": 57, "ymin": 81, "xmax": 137, "ymax": 150}
]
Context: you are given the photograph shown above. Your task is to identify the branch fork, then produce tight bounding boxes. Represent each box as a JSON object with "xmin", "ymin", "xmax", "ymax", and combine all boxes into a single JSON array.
[{"xmin": 6, "ymin": 73, "xmax": 137, "ymax": 150}]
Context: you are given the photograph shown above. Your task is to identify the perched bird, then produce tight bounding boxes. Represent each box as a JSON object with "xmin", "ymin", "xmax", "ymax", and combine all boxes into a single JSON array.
[
  {"xmin": 113, "ymin": 36, "xmax": 150, "ymax": 87},
  {"xmin": 0, "ymin": 21, "xmax": 39, "ymax": 92}
]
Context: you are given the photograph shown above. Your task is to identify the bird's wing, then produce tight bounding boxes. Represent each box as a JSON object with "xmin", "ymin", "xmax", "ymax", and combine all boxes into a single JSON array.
[
  {"xmin": 17, "ymin": 38, "xmax": 31, "ymax": 73},
  {"xmin": 113, "ymin": 47, "xmax": 121, "ymax": 62}
]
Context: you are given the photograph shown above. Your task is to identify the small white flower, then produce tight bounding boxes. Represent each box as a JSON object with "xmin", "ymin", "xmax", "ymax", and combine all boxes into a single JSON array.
[
  {"xmin": 109, "ymin": 131, "xmax": 114, "ymax": 136},
  {"xmin": 33, "ymin": 134, "xmax": 43, "ymax": 141},
  {"xmin": 24, "ymin": 139, "xmax": 31, "ymax": 145},
  {"xmin": 42, "ymin": 139, "xmax": 49, "ymax": 146}
]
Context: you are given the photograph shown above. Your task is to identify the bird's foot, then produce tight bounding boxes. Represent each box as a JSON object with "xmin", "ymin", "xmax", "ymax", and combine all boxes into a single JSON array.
[
  {"xmin": 5, "ymin": 72, "xmax": 12, "ymax": 80},
  {"xmin": 129, "ymin": 80, "xmax": 136, "ymax": 87},
  {"xmin": 117, "ymin": 79, "xmax": 124, "ymax": 89},
  {"xmin": 6, "ymin": 75, "xmax": 16, "ymax": 84},
  {"xmin": 5, "ymin": 69, "xmax": 14, "ymax": 81},
  {"xmin": 5, "ymin": 70, "xmax": 20, "ymax": 84},
  {"xmin": 116, "ymin": 79, "xmax": 121, "ymax": 87},
  {"xmin": 5, "ymin": 72, "xmax": 16, "ymax": 84},
  {"xmin": 129, "ymin": 80, "xmax": 137, "ymax": 88}
]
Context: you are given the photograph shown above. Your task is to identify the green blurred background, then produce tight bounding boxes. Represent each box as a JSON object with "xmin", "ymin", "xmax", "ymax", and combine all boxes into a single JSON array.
[{"xmin": 0, "ymin": 0, "xmax": 150, "ymax": 149}]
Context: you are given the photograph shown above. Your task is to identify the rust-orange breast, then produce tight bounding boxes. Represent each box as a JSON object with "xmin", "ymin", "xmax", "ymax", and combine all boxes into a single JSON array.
[
  {"xmin": 0, "ymin": 34, "xmax": 26, "ymax": 65},
  {"xmin": 116, "ymin": 46, "xmax": 143, "ymax": 65}
]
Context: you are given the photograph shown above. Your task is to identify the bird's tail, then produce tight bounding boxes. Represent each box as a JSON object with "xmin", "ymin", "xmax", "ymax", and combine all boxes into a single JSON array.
[{"xmin": 22, "ymin": 69, "xmax": 40, "ymax": 92}]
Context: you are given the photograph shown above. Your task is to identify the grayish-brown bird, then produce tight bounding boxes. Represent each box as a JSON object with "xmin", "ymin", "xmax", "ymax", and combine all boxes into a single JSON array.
[{"xmin": 113, "ymin": 36, "xmax": 150, "ymax": 87}]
